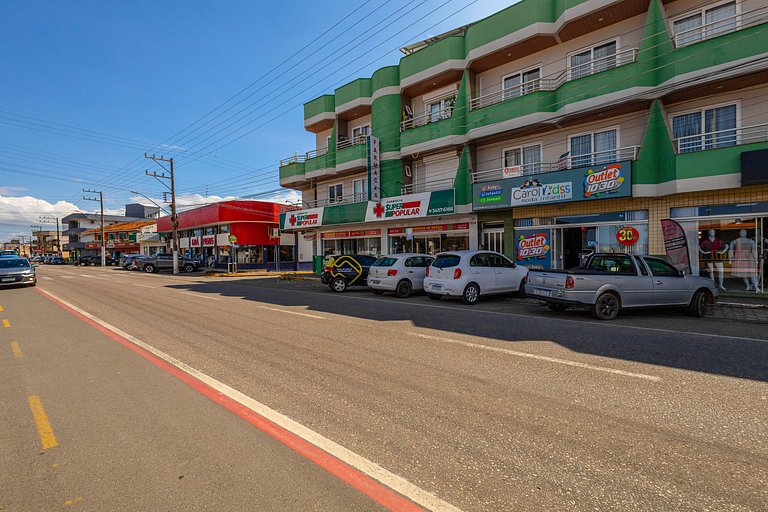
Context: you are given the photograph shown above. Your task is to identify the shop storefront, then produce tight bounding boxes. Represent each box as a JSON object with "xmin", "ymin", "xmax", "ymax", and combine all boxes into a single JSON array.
[
  {"xmin": 671, "ymin": 202, "xmax": 768, "ymax": 293},
  {"xmin": 321, "ymin": 229, "xmax": 381, "ymax": 257},
  {"xmin": 388, "ymin": 222, "xmax": 470, "ymax": 254},
  {"xmin": 513, "ymin": 211, "xmax": 648, "ymax": 270}
]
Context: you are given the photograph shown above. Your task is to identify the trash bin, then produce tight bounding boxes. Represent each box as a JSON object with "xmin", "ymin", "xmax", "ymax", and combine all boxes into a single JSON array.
[{"xmin": 312, "ymin": 255, "xmax": 324, "ymax": 274}]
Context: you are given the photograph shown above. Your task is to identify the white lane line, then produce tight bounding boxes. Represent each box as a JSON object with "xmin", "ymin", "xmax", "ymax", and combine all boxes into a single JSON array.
[
  {"xmin": 181, "ymin": 291, "xmax": 219, "ymax": 301},
  {"xmin": 42, "ymin": 276, "xmax": 53, "ymax": 280},
  {"xmin": 407, "ymin": 332, "xmax": 661, "ymax": 382},
  {"xmin": 38, "ymin": 289, "xmax": 460, "ymax": 512},
  {"xmin": 239, "ymin": 285, "xmax": 768, "ymax": 344},
  {"xmin": 257, "ymin": 306, "xmax": 326, "ymax": 319},
  {"xmin": 132, "ymin": 283, "xmax": 155, "ymax": 289},
  {"xmin": 61, "ymin": 276, "xmax": 74, "ymax": 279}
]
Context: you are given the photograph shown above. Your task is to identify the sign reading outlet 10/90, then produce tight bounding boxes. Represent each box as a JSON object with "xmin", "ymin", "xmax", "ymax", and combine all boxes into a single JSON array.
[{"xmin": 472, "ymin": 161, "xmax": 632, "ymax": 211}]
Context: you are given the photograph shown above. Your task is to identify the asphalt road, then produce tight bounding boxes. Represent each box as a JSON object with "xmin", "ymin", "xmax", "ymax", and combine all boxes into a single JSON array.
[{"xmin": 3, "ymin": 264, "xmax": 767, "ymax": 511}]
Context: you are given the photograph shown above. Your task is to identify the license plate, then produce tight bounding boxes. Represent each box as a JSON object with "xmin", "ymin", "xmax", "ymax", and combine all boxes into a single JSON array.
[
  {"xmin": 2, "ymin": 277, "xmax": 14, "ymax": 282},
  {"xmin": 533, "ymin": 288, "xmax": 551, "ymax": 297},
  {"xmin": 431, "ymin": 284, "xmax": 442, "ymax": 290}
]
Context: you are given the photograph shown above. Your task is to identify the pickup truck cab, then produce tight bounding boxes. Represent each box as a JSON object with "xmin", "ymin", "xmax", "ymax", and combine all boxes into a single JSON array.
[{"xmin": 525, "ymin": 253, "xmax": 718, "ymax": 320}]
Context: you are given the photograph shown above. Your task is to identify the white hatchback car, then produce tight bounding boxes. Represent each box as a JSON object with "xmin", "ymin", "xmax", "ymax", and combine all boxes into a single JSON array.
[
  {"xmin": 367, "ymin": 253, "xmax": 435, "ymax": 298},
  {"xmin": 423, "ymin": 250, "xmax": 529, "ymax": 305}
]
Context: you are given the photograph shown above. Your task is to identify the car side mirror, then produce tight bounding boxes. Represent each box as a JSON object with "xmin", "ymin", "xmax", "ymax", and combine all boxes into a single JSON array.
[{"xmin": 677, "ymin": 269, "xmax": 685, "ymax": 277}]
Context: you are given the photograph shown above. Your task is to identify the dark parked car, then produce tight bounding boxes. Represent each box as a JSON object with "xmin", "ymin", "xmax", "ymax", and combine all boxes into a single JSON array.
[
  {"xmin": 134, "ymin": 253, "xmax": 200, "ymax": 273},
  {"xmin": 321, "ymin": 254, "xmax": 377, "ymax": 292},
  {"xmin": 50, "ymin": 257, "xmax": 65, "ymax": 265},
  {"xmin": 77, "ymin": 255, "xmax": 117, "ymax": 266},
  {"xmin": 119, "ymin": 254, "xmax": 145, "ymax": 270}
]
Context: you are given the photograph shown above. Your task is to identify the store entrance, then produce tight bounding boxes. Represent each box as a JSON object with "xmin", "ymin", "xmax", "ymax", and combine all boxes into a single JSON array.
[{"xmin": 562, "ymin": 228, "xmax": 584, "ymax": 270}]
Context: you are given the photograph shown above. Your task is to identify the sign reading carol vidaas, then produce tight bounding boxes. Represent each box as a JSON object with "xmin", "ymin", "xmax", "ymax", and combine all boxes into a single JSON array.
[
  {"xmin": 365, "ymin": 189, "xmax": 454, "ymax": 222},
  {"xmin": 472, "ymin": 161, "xmax": 632, "ymax": 210}
]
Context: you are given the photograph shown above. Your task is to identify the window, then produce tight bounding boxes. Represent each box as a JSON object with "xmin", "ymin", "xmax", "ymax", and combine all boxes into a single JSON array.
[
  {"xmin": 108, "ymin": 233, "xmax": 116, "ymax": 241},
  {"xmin": 205, "ymin": 227, "xmax": 215, "ymax": 236},
  {"xmin": 488, "ymin": 253, "xmax": 515, "ymax": 268},
  {"xmin": 405, "ymin": 256, "xmax": 431, "ymax": 268},
  {"xmin": 328, "ymin": 183, "xmax": 344, "ymax": 203},
  {"xmin": 569, "ymin": 41, "xmax": 617, "ymax": 80},
  {"xmin": 427, "ymin": 96, "xmax": 456, "ymax": 123},
  {"xmin": 220, "ymin": 224, "xmax": 230, "ymax": 234},
  {"xmin": 373, "ymin": 257, "xmax": 397, "ymax": 267},
  {"xmin": 569, "ymin": 129, "xmax": 618, "ymax": 167},
  {"xmin": 352, "ymin": 125, "xmax": 369, "ymax": 142},
  {"xmin": 470, "ymin": 253, "xmax": 490, "ymax": 267},
  {"xmin": 586, "ymin": 255, "xmax": 635, "ymax": 274},
  {"xmin": 672, "ymin": 104, "xmax": 737, "ymax": 152},
  {"xmin": 433, "ymin": 254, "xmax": 461, "ymax": 268},
  {"xmin": 503, "ymin": 144, "xmax": 542, "ymax": 174},
  {"xmin": 118, "ymin": 232, "xmax": 127, "ymax": 240},
  {"xmin": 673, "ymin": 2, "xmax": 737, "ymax": 47},
  {"xmin": 502, "ymin": 67, "xmax": 541, "ymax": 100},
  {"xmin": 642, "ymin": 257, "xmax": 681, "ymax": 277},
  {"xmin": 353, "ymin": 178, "xmax": 367, "ymax": 202}
]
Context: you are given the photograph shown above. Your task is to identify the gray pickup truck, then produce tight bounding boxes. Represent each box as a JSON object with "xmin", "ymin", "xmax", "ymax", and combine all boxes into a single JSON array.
[
  {"xmin": 135, "ymin": 253, "xmax": 200, "ymax": 273},
  {"xmin": 525, "ymin": 253, "xmax": 718, "ymax": 320}
]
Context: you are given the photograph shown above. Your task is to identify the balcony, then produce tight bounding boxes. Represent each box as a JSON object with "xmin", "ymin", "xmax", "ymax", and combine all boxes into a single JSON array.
[
  {"xmin": 470, "ymin": 48, "xmax": 639, "ymax": 111},
  {"xmin": 300, "ymin": 193, "xmax": 369, "ymax": 209},
  {"xmin": 673, "ymin": 4, "xmax": 768, "ymax": 48},
  {"xmin": 335, "ymin": 136, "xmax": 368, "ymax": 169},
  {"xmin": 401, "ymin": 93, "xmax": 458, "ymax": 132},
  {"xmin": 674, "ymin": 123, "xmax": 768, "ymax": 154},
  {"xmin": 473, "ymin": 146, "xmax": 640, "ymax": 183},
  {"xmin": 400, "ymin": 177, "xmax": 455, "ymax": 195}
]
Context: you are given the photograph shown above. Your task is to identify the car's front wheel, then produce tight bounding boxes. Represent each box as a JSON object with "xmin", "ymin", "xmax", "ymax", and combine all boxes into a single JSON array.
[
  {"xmin": 461, "ymin": 283, "xmax": 481, "ymax": 305},
  {"xmin": 330, "ymin": 277, "xmax": 347, "ymax": 293},
  {"xmin": 183, "ymin": 263, "xmax": 194, "ymax": 273},
  {"xmin": 144, "ymin": 264, "xmax": 156, "ymax": 273},
  {"xmin": 592, "ymin": 292, "xmax": 620, "ymax": 320},
  {"xmin": 688, "ymin": 289, "xmax": 709, "ymax": 318}
]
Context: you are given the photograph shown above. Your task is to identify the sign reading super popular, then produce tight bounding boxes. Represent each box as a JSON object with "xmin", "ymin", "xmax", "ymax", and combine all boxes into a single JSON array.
[
  {"xmin": 364, "ymin": 189, "xmax": 454, "ymax": 222},
  {"xmin": 472, "ymin": 161, "xmax": 632, "ymax": 211}
]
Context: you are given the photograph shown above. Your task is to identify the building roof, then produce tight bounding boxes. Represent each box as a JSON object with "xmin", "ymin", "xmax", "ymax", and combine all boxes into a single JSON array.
[
  {"xmin": 81, "ymin": 220, "xmax": 156, "ymax": 235},
  {"xmin": 156, "ymin": 200, "xmax": 286, "ymax": 232}
]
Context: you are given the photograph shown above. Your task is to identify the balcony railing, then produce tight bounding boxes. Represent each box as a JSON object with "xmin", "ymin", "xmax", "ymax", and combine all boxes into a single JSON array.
[
  {"xmin": 300, "ymin": 193, "xmax": 369, "ymax": 209},
  {"xmin": 401, "ymin": 92, "xmax": 458, "ymax": 131},
  {"xmin": 673, "ymin": 5, "xmax": 768, "ymax": 48},
  {"xmin": 305, "ymin": 147, "xmax": 328, "ymax": 159},
  {"xmin": 280, "ymin": 147, "xmax": 329, "ymax": 167},
  {"xmin": 470, "ymin": 48, "xmax": 639, "ymax": 111},
  {"xmin": 336, "ymin": 135, "xmax": 368, "ymax": 151},
  {"xmin": 473, "ymin": 145, "xmax": 640, "ymax": 183},
  {"xmin": 674, "ymin": 123, "xmax": 768, "ymax": 154},
  {"xmin": 400, "ymin": 178, "xmax": 455, "ymax": 195}
]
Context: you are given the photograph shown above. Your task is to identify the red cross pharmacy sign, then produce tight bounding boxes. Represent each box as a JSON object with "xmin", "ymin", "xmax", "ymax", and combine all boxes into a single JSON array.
[{"xmin": 368, "ymin": 135, "xmax": 381, "ymax": 202}]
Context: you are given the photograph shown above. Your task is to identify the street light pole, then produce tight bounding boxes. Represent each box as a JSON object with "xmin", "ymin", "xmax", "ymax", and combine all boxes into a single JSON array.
[
  {"xmin": 83, "ymin": 189, "xmax": 105, "ymax": 267},
  {"xmin": 144, "ymin": 154, "xmax": 179, "ymax": 275}
]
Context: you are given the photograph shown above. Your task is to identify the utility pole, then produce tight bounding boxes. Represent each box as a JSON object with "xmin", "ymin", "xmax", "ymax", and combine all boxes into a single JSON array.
[
  {"xmin": 83, "ymin": 189, "xmax": 105, "ymax": 267},
  {"xmin": 144, "ymin": 153, "xmax": 179, "ymax": 275},
  {"xmin": 31, "ymin": 225, "xmax": 43, "ymax": 255},
  {"xmin": 40, "ymin": 216, "xmax": 61, "ymax": 256}
]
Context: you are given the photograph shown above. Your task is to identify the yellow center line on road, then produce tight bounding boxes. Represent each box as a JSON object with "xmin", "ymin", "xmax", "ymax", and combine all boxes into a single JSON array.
[
  {"xmin": 28, "ymin": 395, "xmax": 58, "ymax": 449},
  {"xmin": 0, "ymin": 305, "xmax": 4, "ymax": 311},
  {"xmin": 10, "ymin": 341, "xmax": 22, "ymax": 358},
  {"xmin": 2, "ymin": 319, "xmax": 10, "ymax": 328}
]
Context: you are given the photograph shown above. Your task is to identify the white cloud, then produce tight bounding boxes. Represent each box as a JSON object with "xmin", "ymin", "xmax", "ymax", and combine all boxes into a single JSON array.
[
  {"xmin": 0, "ymin": 186, "xmax": 27, "ymax": 195},
  {"xmin": 0, "ymin": 195, "xmax": 81, "ymax": 230}
]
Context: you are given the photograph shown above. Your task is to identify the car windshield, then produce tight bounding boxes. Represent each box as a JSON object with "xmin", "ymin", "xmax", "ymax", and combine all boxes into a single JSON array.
[
  {"xmin": 0, "ymin": 259, "xmax": 30, "ymax": 269},
  {"xmin": 432, "ymin": 254, "xmax": 461, "ymax": 268},
  {"xmin": 372, "ymin": 257, "xmax": 398, "ymax": 267}
]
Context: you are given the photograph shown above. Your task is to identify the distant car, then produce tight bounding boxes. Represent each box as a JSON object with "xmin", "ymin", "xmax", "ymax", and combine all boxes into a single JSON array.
[
  {"xmin": 367, "ymin": 253, "xmax": 434, "ymax": 298},
  {"xmin": 50, "ymin": 257, "xmax": 65, "ymax": 265},
  {"xmin": 77, "ymin": 255, "xmax": 117, "ymax": 267},
  {"xmin": 30, "ymin": 255, "xmax": 44, "ymax": 263},
  {"xmin": 134, "ymin": 253, "xmax": 200, "ymax": 273},
  {"xmin": 423, "ymin": 250, "xmax": 529, "ymax": 305},
  {"xmin": 0, "ymin": 257, "xmax": 36, "ymax": 287},
  {"xmin": 321, "ymin": 254, "xmax": 377, "ymax": 292},
  {"xmin": 1, "ymin": 250, "xmax": 20, "ymax": 258}
]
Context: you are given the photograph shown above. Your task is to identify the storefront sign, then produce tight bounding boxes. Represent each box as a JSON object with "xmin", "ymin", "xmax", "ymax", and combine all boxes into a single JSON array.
[
  {"xmin": 368, "ymin": 136, "xmax": 381, "ymax": 202},
  {"xmin": 615, "ymin": 226, "xmax": 640, "ymax": 246},
  {"xmin": 387, "ymin": 223, "xmax": 469, "ymax": 235},
  {"xmin": 514, "ymin": 229, "xmax": 551, "ymax": 270},
  {"xmin": 282, "ymin": 207, "xmax": 324, "ymax": 230},
  {"xmin": 202, "ymin": 235, "xmax": 216, "ymax": 247},
  {"xmin": 137, "ymin": 233, "xmax": 161, "ymax": 243},
  {"xmin": 503, "ymin": 166, "xmax": 523, "ymax": 178},
  {"xmin": 365, "ymin": 189, "xmax": 454, "ymax": 222},
  {"xmin": 472, "ymin": 161, "xmax": 632, "ymax": 211},
  {"xmin": 190, "ymin": 237, "xmax": 201, "ymax": 247},
  {"xmin": 661, "ymin": 219, "xmax": 691, "ymax": 274},
  {"xmin": 321, "ymin": 229, "xmax": 381, "ymax": 239}
]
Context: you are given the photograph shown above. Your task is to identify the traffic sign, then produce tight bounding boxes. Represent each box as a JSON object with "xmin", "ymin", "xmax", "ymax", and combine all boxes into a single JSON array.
[{"xmin": 228, "ymin": 235, "xmax": 237, "ymax": 243}]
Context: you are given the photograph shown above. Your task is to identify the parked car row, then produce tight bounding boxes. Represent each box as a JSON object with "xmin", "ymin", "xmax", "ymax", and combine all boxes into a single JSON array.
[
  {"xmin": 322, "ymin": 250, "xmax": 528, "ymax": 305},
  {"xmin": 30, "ymin": 255, "xmax": 65, "ymax": 265},
  {"xmin": 321, "ymin": 251, "xmax": 718, "ymax": 320}
]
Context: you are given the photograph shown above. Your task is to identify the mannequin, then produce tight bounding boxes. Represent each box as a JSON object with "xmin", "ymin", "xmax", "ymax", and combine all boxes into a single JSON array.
[
  {"xmin": 699, "ymin": 229, "xmax": 728, "ymax": 290},
  {"xmin": 729, "ymin": 229, "xmax": 760, "ymax": 292}
]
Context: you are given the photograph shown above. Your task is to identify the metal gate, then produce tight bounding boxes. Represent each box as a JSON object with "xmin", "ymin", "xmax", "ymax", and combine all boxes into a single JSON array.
[{"xmin": 482, "ymin": 228, "xmax": 504, "ymax": 254}]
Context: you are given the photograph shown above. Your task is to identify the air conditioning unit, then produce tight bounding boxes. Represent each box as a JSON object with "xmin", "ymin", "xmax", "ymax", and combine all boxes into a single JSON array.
[{"xmin": 404, "ymin": 165, "xmax": 412, "ymax": 178}]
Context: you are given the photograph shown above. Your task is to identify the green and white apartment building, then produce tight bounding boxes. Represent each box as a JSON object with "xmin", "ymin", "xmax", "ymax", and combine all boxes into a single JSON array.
[{"xmin": 279, "ymin": 0, "xmax": 768, "ymax": 292}]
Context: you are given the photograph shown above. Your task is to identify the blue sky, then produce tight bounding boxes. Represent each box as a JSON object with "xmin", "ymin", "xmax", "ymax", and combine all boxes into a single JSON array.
[{"xmin": 0, "ymin": 0, "xmax": 514, "ymax": 240}]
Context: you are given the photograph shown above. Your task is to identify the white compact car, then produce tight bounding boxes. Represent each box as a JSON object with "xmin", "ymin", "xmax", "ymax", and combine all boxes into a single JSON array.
[
  {"xmin": 423, "ymin": 250, "xmax": 528, "ymax": 305},
  {"xmin": 367, "ymin": 253, "xmax": 435, "ymax": 298}
]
